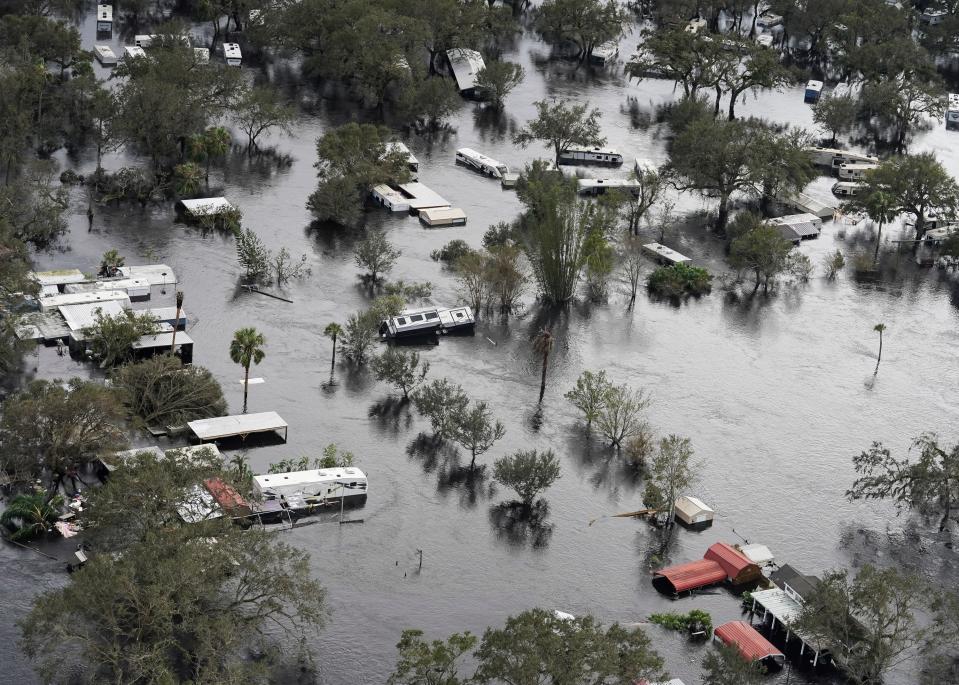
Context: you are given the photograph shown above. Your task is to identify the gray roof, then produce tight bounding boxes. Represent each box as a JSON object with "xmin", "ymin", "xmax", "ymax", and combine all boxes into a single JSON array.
[
  {"xmin": 59, "ymin": 301, "xmax": 126, "ymax": 333},
  {"xmin": 132, "ymin": 331, "xmax": 195, "ymax": 349},
  {"xmin": 188, "ymin": 412, "xmax": 287, "ymax": 441},
  {"xmin": 769, "ymin": 564, "xmax": 820, "ymax": 601}
]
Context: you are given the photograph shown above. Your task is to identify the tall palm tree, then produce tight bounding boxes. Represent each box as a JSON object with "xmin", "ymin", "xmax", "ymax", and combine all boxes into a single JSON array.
[
  {"xmin": 230, "ymin": 327, "xmax": 266, "ymax": 412},
  {"xmin": 532, "ymin": 328, "xmax": 554, "ymax": 403},
  {"xmin": 170, "ymin": 290, "xmax": 184, "ymax": 354},
  {"xmin": 190, "ymin": 127, "xmax": 232, "ymax": 189},
  {"xmin": 323, "ymin": 322, "xmax": 343, "ymax": 377},
  {"xmin": 863, "ymin": 189, "xmax": 897, "ymax": 264},
  {"xmin": 873, "ymin": 323, "xmax": 886, "ymax": 375}
]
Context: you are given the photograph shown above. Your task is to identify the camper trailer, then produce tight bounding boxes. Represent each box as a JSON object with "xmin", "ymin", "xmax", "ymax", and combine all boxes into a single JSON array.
[
  {"xmin": 832, "ymin": 181, "xmax": 863, "ymax": 197},
  {"xmin": 94, "ymin": 45, "xmax": 118, "ymax": 66},
  {"xmin": 576, "ymin": 178, "xmax": 641, "ymax": 196},
  {"xmin": 379, "ymin": 306, "xmax": 475, "ymax": 339},
  {"xmin": 590, "ymin": 41, "xmax": 619, "ymax": 65},
  {"xmin": 252, "ymin": 467, "xmax": 368, "ymax": 506},
  {"xmin": 838, "ymin": 162, "xmax": 878, "ymax": 181},
  {"xmin": 124, "ymin": 45, "xmax": 147, "ymax": 60},
  {"xmin": 446, "ymin": 49, "xmax": 486, "ymax": 96},
  {"xmin": 455, "ymin": 148, "xmax": 510, "ymax": 179},
  {"xmin": 222, "ymin": 43, "xmax": 242, "ymax": 67},
  {"xmin": 806, "ymin": 147, "xmax": 878, "ymax": 169},
  {"xmin": 804, "ymin": 80, "xmax": 823, "ymax": 103},
  {"xmin": 558, "ymin": 146, "xmax": 623, "ymax": 166},
  {"xmin": 96, "ymin": 4, "xmax": 113, "ymax": 32},
  {"xmin": 947, "ymin": 94, "xmax": 959, "ymax": 130}
]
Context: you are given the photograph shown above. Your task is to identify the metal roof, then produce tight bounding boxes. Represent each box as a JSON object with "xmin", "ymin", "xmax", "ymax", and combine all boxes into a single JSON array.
[
  {"xmin": 446, "ymin": 48, "xmax": 485, "ymax": 91},
  {"xmin": 188, "ymin": 412, "xmax": 288, "ymax": 441},
  {"xmin": 654, "ymin": 559, "xmax": 726, "ymax": 593},
  {"xmin": 714, "ymin": 621, "xmax": 785, "ymax": 664},
  {"xmin": 397, "ymin": 182, "xmax": 450, "ymax": 210},
  {"xmin": 59, "ymin": 301, "xmax": 126, "ymax": 332},
  {"xmin": 704, "ymin": 542, "xmax": 758, "ymax": 579},
  {"xmin": 132, "ymin": 331, "xmax": 194, "ymax": 349},
  {"xmin": 31, "ymin": 269, "xmax": 86, "ymax": 286},
  {"xmin": 179, "ymin": 197, "xmax": 234, "ymax": 217}
]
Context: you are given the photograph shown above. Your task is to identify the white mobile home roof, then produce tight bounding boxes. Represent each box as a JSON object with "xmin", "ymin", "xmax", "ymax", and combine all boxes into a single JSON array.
[
  {"xmin": 372, "ymin": 184, "xmax": 411, "ymax": 211},
  {"xmin": 124, "ymin": 46, "xmax": 147, "ymax": 59},
  {"xmin": 118, "ymin": 264, "xmax": 176, "ymax": 286},
  {"xmin": 65, "ymin": 278, "xmax": 151, "ymax": 297},
  {"xmin": 58, "ymin": 300, "xmax": 127, "ymax": 332},
  {"xmin": 223, "ymin": 43, "xmax": 242, "ymax": 59},
  {"xmin": 384, "ymin": 141, "xmax": 419, "ymax": 167},
  {"xmin": 132, "ymin": 331, "xmax": 194, "ymax": 350},
  {"xmin": 253, "ymin": 467, "xmax": 366, "ymax": 492},
  {"xmin": 39, "ymin": 290, "xmax": 131, "ymax": 312},
  {"xmin": 397, "ymin": 182, "xmax": 450, "ymax": 210},
  {"xmin": 188, "ymin": 411, "xmax": 288, "ymax": 441},
  {"xmin": 642, "ymin": 242, "xmax": 691, "ymax": 265},
  {"xmin": 179, "ymin": 197, "xmax": 234, "ymax": 217},
  {"xmin": 447, "ymin": 48, "xmax": 486, "ymax": 91},
  {"xmin": 97, "ymin": 4, "xmax": 112, "ymax": 21},
  {"xmin": 31, "ymin": 269, "xmax": 86, "ymax": 286}
]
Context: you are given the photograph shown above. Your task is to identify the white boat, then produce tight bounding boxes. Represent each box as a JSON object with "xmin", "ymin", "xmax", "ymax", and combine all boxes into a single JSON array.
[
  {"xmin": 558, "ymin": 146, "xmax": 623, "ymax": 165},
  {"xmin": 253, "ymin": 467, "xmax": 368, "ymax": 506},
  {"xmin": 222, "ymin": 42, "xmax": 242, "ymax": 67},
  {"xmin": 455, "ymin": 148, "xmax": 510, "ymax": 179},
  {"xmin": 94, "ymin": 45, "xmax": 117, "ymax": 66},
  {"xmin": 96, "ymin": 3, "xmax": 113, "ymax": 32}
]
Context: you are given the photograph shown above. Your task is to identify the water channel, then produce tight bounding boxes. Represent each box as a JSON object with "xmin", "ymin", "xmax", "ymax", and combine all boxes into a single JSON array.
[{"xmin": 1, "ymin": 11, "xmax": 958, "ymax": 685}]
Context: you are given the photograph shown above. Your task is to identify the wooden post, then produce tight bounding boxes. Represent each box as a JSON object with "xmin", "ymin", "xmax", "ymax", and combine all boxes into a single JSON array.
[{"xmin": 417, "ymin": 549, "xmax": 423, "ymax": 570}]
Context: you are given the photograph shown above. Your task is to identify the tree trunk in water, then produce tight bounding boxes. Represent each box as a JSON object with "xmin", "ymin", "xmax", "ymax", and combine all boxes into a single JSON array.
[
  {"xmin": 243, "ymin": 364, "xmax": 250, "ymax": 412},
  {"xmin": 940, "ymin": 491, "xmax": 951, "ymax": 532},
  {"xmin": 874, "ymin": 332, "xmax": 882, "ymax": 375},
  {"xmin": 470, "ymin": 450, "xmax": 477, "ymax": 469},
  {"xmin": 538, "ymin": 351, "xmax": 549, "ymax": 402},
  {"xmin": 873, "ymin": 221, "xmax": 883, "ymax": 263},
  {"xmin": 713, "ymin": 85, "xmax": 722, "ymax": 117},
  {"xmin": 330, "ymin": 333, "xmax": 337, "ymax": 375},
  {"xmin": 716, "ymin": 195, "xmax": 730, "ymax": 233}
]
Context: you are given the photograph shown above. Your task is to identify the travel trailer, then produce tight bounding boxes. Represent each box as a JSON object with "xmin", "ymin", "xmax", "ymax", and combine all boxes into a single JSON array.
[{"xmin": 455, "ymin": 148, "xmax": 510, "ymax": 179}]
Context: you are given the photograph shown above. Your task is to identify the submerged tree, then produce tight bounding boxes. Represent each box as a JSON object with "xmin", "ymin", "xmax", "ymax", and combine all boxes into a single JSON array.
[
  {"xmin": 595, "ymin": 384, "xmax": 651, "ymax": 450},
  {"xmin": 449, "ymin": 400, "xmax": 506, "ymax": 469},
  {"xmin": 513, "ymin": 98, "xmax": 604, "ymax": 165},
  {"xmin": 848, "ymin": 433, "xmax": 959, "ymax": 532},
  {"xmin": 231, "ymin": 84, "xmax": 297, "ymax": 150},
  {"xmin": 727, "ymin": 216, "xmax": 794, "ymax": 293},
  {"xmin": 82, "ymin": 309, "xmax": 159, "ymax": 368},
  {"xmin": 532, "ymin": 328, "xmax": 554, "ymax": 403},
  {"xmin": 642, "ymin": 435, "xmax": 697, "ymax": 524},
  {"xmin": 388, "ymin": 629, "xmax": 477, "ymax": 685},
  {"xmin": 873, "ymin": 322, "xmax": 886, "ymax": 374},
  {"xmin": 565, "ymin": 369, "xmax": 613, "ymax": 428},
  {"xmin": 0, "ymin": 492, "xmax": 62, "ymax": 542},
  {"xmin": 354, "ymin": 230, "xmax": 401, "ymax": 284},
  {"xmin": 475, "ymin": 61, "xmax": 525, "ymax": 109},
  {"xmin": 324, "ymin": 322, "xmax": 343, "ymax": 376},
  {"xmin": 812, "ymin": 94, "xmax": 859, "ymax": 146},
  {"xmin": 112, "ymin": 355, "xmax": 227, "ymax": 428},
  {"xmin": 229, "ymin": 327, "xmax": 266, "ymax": 412},
  {"xmin": 411, "ymin": 378, "xmax": 471, "ymax": 440},
  {"xmin": 701, "ymin": 642, "xmax": 766, "ymax": 685},
  {"xmin": 372, "ymin": 348, "xmax": 430, "ymax": 399},
  {"xmin": 493, "ymin": 449, "xmax": 561, "ymax": 508}
]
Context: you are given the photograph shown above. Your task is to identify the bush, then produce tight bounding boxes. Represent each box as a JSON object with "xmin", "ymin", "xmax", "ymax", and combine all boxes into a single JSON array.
[
  {"xmin": 492, "ymin": 449, "xmax": 561, "ymax": 506},
  {"xmin": 431, "ymin": 239, "xmax": 473, "ymax": 265},
  {"xmin": 646, "ymin": 263, "xmax": 712, "ymax": 298},
  {"xmin": 649, "ymin": 609, "xmax": 713, "ymax": 635}
]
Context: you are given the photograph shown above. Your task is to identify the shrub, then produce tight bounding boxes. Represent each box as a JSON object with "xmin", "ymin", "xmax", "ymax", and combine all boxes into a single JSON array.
[
  {"xmin": 431, "ymin": 239, "xmax": 473, "ymax": 265},
  {"xmin": 646, "ymin": 263, "xmax": 712, "ymax": 298},
  {"xmin": 649, "ymin": 609, "xmax": 712, "ymax": 635}
]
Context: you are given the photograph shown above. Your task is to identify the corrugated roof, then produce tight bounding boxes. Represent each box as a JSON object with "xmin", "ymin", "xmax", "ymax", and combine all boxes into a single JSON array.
[
  {"xmin": 203, "ymin": 477, "xmax": 249, "ymax": 512},
  {"xmin": 188, "ymin": 412, "xmax": 287, "ymax": 441},
  {"xmin": 714, "ymin": 621, "xmax": 784, "ymax": 663},
  {"xmin": 59, "ymin": 301, "xmax": 126, "ymax": 332},
  {"xmin": 654, "ymin": 559, "xmax": 726, "ymax": 593},
  {"xmin": 704, "ymin": 542, "xmax": 757, "ymax": 579}
]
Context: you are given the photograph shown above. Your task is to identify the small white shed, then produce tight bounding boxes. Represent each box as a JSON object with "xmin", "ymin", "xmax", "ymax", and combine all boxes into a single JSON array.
[{"xmin": 673, "ymin": 495, "xmax": 715, "ymax": 530}]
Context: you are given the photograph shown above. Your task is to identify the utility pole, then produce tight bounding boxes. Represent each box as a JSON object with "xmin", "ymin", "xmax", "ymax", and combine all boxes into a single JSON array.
[{"xmin": 417, "ymin": 549, "xmax": 423, "ymax": 570}]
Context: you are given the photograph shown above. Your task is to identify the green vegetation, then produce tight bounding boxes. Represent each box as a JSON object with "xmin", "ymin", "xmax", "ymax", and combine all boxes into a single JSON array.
[
  {"xmin": 269, "ymin": 444, "xmax": 356, "ymax": 474},
  {"xmin": 372, "ymin": 348, "xmax": 431, "ymax": 399},
  {"xmin": 112, "ymin": 355, "xmax": 227, "ymax": 428},
  {"xmin": 229, "ymin": 327, "xmax": 266, "ymax": 412},
  {"xmin": 492, "ymin": 449, "xmax": 561, "ymax": 507},
  {"xmin": 646, "ymin": 263, "xmax": 712, "ymax": 299},
  {"xmin": 702, "ymin": 641, "xmax": 766, "ymax": 685},
  {"xmin": 649, "ymin": 608, "xmax": 713, "ymax": 634},
  {"xmin": 514, "ymin": 98, "xmax": 604, "ymax": 165},
  {"xmin": 355, "ymin": 230, "xmax": 401, "ymax": 284},
  {"xmin": 0, "ymin": 492, "xmax": 62, "ymax": 541},
  {"xmin": 642, "ymin": 435, "xmax": 698, "ymax": 524}
]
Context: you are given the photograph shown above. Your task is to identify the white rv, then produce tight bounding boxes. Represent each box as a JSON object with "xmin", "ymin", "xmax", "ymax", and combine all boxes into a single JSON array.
[
  {"xmin": 831, "ymin": 181, "xmax": 863, "ymax": 197},
  {"xmin": 947, "ymin": 94, "xmax": 959, "ymax": 130},
  {"xmin": 804, "ymin": 80, "xmax": 824, "ymax": 103},
  {"xmin": 124, "ymin": 45, "xmax": 147, "ymax": 60},
  {"xmin": 134, "ymin": 34, "xmax": 155, "ymax": 48},
  {"xmin": 446, "ymin": 48, "xmax": 486, "ymax": 95},
  {"xmin": 253, "ymin": 467, "xmax": 368, "ymax": 504},
  {"xmin": 455, "ymin": 148, "xmax": 510, "ymax": 179},
  {"xmin": 384, "ymin": 141, "xmax": 419, "ymax": 175},
  {"xmin": 577, "ymin": 178, "xmax": 641, "ymax": 196},
  {"xmin": 94, "ymin": 45, "xmax": 118, "ymax": 66},
  {"xmin": 589, "ymin": 40, "xmax": 618, "ymax": 65},
  {"xmin": 558, "ymin": 146, "xmax": 623, "ymax": 165},
  {"xmin": 838, "ymin": 162, "xmax": 878, "ymax": 181},
  {"xmin": 222, "ymin": 43, "xmax": 242, "ymax": 67},
  {"xmin": 96, "ymin": 4, "xmax": 113, "ymax": 32},
  {"xmin": 806, "ymin": 147, "xmax": 879, "ymax": 169},
  {"xmin": 634, "ymin": 158, "xmax": 657, "ymax": 176}
]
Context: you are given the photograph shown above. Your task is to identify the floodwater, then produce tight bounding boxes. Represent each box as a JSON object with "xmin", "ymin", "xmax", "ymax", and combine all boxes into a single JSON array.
[{"xmin": 2, "ymin": 12, "xmax": 959, "ymax": 685}]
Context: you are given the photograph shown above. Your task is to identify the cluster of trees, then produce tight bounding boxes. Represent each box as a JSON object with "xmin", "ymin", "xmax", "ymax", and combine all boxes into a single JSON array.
[{"xmin": 564, "ymin": 370, "xmax": 652, "ymax": 450}]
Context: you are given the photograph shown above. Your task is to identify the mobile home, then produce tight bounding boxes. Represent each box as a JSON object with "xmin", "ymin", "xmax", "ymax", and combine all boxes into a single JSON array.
[
  {"xmin": 576, "ymin": 178, "xmax": 641, "ymax": 196},
  {"xmin": 838, "ymin": 162, "xmax": 878, "ymax": 181},
  {"xmin": 96, "ymin": 4, "xmax": 113, "ymax": 32},
  {"xmin": 947, "ymin": 94, "xmax": 959, "ymax": 130},
  {"xmin": 384, "ymin": 141, "xmax": 419, "ymax": 175},
  {"xmin": 94, "ymin": 45, "xmax": 118, "ymax": 66},
  {"xmin": 558, "ymin": 146, "xmax": 623, "ymax": 166},
  {"xmin": 222, "ymin": 42, "xmax": 242, "ymax": 67},
  {"xmin": 634, "ymin": 158, "xmax": 657, "ymax": 176},
  {"xmin": 455, "ymin": 148, "xmax": 510, "ymax": 179},
  {"xmin": 806, "ymin": 147, "xmax": 878, "ymax": 169},
  {"xmin": 252, "ymin": 467, "xmax": 368, "ymax": 505},
  {"xmin": 134, "ymin": 35, "xmax": 156, "ymax": 48},
  {"xmin": 804, "ymin": 80, "xmax": 823, "ymax": 103},
  {"xmin": 832, "ymin": 181, "xmax": 863, "ymax": 197},
  {"xmin": 371, "ymin": 185, "xmax": 411, "ymax": 212},
  {"xmin": 446, "ymin": 48, "xmax": 486, "ymax": 96},
  {"xmin": 589, "ymin": 40, "xmax": 618, "ymax": 65},
  {"xmin": 396, "ymin": 182, "xmax": 450, "ymax": 214},
  {"xmin": 379, "ymin": 306, "xmax": 474, "ymax": 339}
]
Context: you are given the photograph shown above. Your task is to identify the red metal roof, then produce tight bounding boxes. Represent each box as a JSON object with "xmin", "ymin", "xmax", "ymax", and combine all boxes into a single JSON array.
[
  {"xmin": 704, "ymin": 542, "xmax": 757, "ymax": 580},
  {"xmin": 203, "ymin": 477, "xmax": 249, "ymax": 513},
  {"xmin": 714, "ymin": 621, "xmax": 784, "ymax": 663},
  {"xmin": 654, "ymin": 559, "xmax": 726, "ymax": 593}
]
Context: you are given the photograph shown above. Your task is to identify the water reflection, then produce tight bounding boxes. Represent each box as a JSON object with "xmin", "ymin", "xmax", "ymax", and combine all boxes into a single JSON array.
[
  {"xmin": 488, "ymin": 500, "xmax": 554, "ymax": 550},
  {"xmin": 368, "ymin": 397, "xmax": 414, "ymax": 436}
]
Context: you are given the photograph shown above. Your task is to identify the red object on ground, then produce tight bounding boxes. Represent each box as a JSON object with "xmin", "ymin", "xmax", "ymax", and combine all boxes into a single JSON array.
[
  {"xmin": 653, "ymin": 559, "xmax": 727, "ymax": 593},
  {"xmin": 203, "ymin": 477, "xmax": 250, "ymax": 515},
  {"xmin": 714, "ymin": 620, "xmax": 785, "ymax": 665},
  {"xmin": 704, "ymin": 542, "xmax": 762, "ymax": 585}
]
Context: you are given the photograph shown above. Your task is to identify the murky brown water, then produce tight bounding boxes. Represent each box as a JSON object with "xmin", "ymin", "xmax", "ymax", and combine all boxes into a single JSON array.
[{"xmin": 2, "ymin": 11, "xmax": 959, "ymax": 685}]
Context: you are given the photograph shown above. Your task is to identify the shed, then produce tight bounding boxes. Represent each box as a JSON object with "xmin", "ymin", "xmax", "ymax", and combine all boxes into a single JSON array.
[
  {"xmin": 714, "ymin": 621, "xmax": 785, "ymax": 670},
  {"xmin": 739, "ymin": 543, "xmax": 775, "ymax": 567},
  {"xmin": 132, "ymin": 331, "xmax": 194, "ymax": 364},
  {"xmin": 188, "ymin": 412, "xmax": 289, "ymax": 443},
  {"xmin": 420, "ymin": 207, "xmax": 467, "ymax": 227},
  {"xmin": 446, "ymin": 48, "xmax": 486, "ymax": 95},
  {"xmin": 766, "ymin": 213, "xmax": 822, "ymax": 244},
  {"xmin": 178, "ymin": 197, "xmax": 235, "ymax": 218},
  {"xmin": 703, "ymin": 542, "xmax": 762, "ymax": 585},
  {"xmin": 652, "ymin": 559, "xmax": 726, "ymax": 594},
  {"xmin": 673, "ymin": 495, "xmax": 714, "ymax": 530}
]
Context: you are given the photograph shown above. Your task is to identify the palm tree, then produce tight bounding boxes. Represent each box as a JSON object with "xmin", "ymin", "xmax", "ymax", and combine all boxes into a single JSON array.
[
  {"xmin": 173, "ymin": 162, "xmax": 203, "ymax": 197},
  {"xmin": 190, "ymin": 127, "xmax": 232, "ymax": 189},
  {"xmin": 863, "ymin": 189, "xmax": 897, "ymax": 264},
  {"xmin": 0, "ymin": 493, "xmax": 61, "ymax": 541},
  {"xmin": 230, "ymin": 327, "xmax": 266, "ymax": 412},
  {"xmin": 170, "ymin": 290, "xmax": 184, "ymax": 354},
  {"xmin": 532, "ymin": 328, "xmax": 554, "ymax": 403},
  {"xmin": 323, "ymin": 322, "xmax": 343, "ymax": 377},
  {"xmin": 873, "ymin": 323, "xmax": 886, "ymax": 375}
]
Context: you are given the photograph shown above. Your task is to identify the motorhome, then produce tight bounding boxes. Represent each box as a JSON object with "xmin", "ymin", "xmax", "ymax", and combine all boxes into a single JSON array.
[
  {"xmin": 94, "ymin": 45, "xmax": 118, "ymax": 66},
  {"xmin": 837, "ymin": 162, "xmax": 878, "ymax": 181},
  {"xmin": 446, "ymin": 48, "xmax": 486, "ymax": 96},
  {"xmin": 253, "ymin": 467, "xmax": 368, "ymax": 507},
  {"xmin": 589, "ymin": 41, "xmax": 618, "ymax": 65},
  {"xmin": 455, "ymin": 148, "xmax": 510, "ymax": 179},
  {"xmin": 947, "ymin": 94, "xmax": 959, "ymax": 130},
  {"xmin": 379, "ymin": 306, "xmax": 475, "ymax": 339},
  {"xmin": 96, "ymin": 4, "xmax": 112, "ymax": 32},
  {"xmin": 222, "ymin": 43, "xmax": 242, "ymax": 67},
  {"xmin": 558, "ymin": 146, "xmax": 623, "ymax": 165},
  {"xmin": 806, "ymin": 147, "xmax": 878, "ymax": 169},
  {"xmin": 577, "ymin": 178, "xmax": 642, "ymax": 196},
  {"xmin": 804, "ymin": 80, "xmax": 823, "ymax": 103},
  {"xmin": 831, "ymin": 181, "xmax": 863, "ymax": 197}
]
